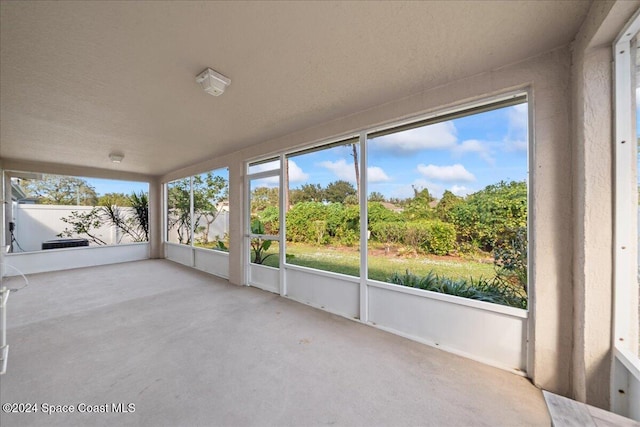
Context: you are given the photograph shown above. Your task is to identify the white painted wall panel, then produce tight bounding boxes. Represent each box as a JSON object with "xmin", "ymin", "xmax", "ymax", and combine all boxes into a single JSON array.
[
  {"xmin": 613, "ymin": 348, "xmax": 640, "ymax": 421},
  {"xmin": 249, "ymin": 264, "xmax": 279, "ymax": 294},
  {"xmin": 286, "ymin": 268, "xmax": 359, "ymax": 319},
  {"xmin": 166, "ymin": 243, "xmax": 192, "ymax": 267},
  {"xmin": 194, "ymin": 248, "xmax": 229, "ymax": 279},
  {"xmin": 368, "ymin": 284, "xmax": 527, "ymax": 373},
  {"xmin": 4, "ymin": 243, "xmax": 149, "ymax": 276}
]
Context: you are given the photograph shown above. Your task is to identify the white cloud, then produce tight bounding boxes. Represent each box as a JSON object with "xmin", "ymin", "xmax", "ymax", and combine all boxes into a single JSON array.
[
  {"xmin": 504, "ymin": 104, "xmax": 528, "ymax": 152},
  {"xmin": 367, "ymin": 166, "xmax": 390, "ymax": 183},
  {"xmin": 390, "ymin": 179, "xmax": 445, "ymax": 200},
  {"xmin": 287, "ymin": 160, "xmax": 308, "ymax": 183},
  {"xmin": 452, "ymin": 139, "xmax": 495, "ymax": 165},
  {"xmin": 417, "ymin": 163, "xmax": 476, "ymax": 182},
  {"xmin": 370, "ymin": 121, "xmax": 457, "ymax": 154},
  {"xmin": 250, "ymin": 160, "xmax": 279, "ymax": 173},
  {"xmin": 318, "ymin": 158, "xmax": 356, "ymax": 182},
  {"xmin": 450, "ymin": 185, "xmax": 473, "ymax": 197}
]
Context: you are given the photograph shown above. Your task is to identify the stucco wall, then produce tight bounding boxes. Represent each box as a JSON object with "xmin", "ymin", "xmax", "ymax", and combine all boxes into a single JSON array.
[{"xmin": 571, "ymin": 0, "xmax": 640, "ymax": 409}]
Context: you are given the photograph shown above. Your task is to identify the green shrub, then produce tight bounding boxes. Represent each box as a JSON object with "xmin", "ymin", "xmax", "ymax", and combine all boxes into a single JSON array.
[
  {"xmin": 403, "ymin": 220, "xmax": 455, "ymax": 255},
  {"xmin": 424, "ymin": 221, "xmax": 456, "ymax": 255},
  {"xmin": 404, "ymin": 222, "xmax": 431, "ymax": 251},
  {"xmin": 387, "ymin": 270, "xmax": 527, "ymax": 309},
  {"xmin": 286, "ymin": 202, "xmax": 327, "ymax": 242},
  {"xmin": 371, "ymin": 222, "xmax": 406, "ymax": 246}
]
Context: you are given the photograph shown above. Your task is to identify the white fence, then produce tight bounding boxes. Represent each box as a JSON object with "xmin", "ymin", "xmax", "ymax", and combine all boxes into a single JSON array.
[
  {"xmin": 12, "ymin": 204, "xmax": 140, "ymax": 253},
  {"xmin": 166, "ymin": 210, "xmax": 230, "ymax": 245}
]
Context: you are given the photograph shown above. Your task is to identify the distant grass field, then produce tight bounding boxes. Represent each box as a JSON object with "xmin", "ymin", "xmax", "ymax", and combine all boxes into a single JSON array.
[{"xmin": 255, "ymin": 242, "xmax": 496, "ymax": 282}]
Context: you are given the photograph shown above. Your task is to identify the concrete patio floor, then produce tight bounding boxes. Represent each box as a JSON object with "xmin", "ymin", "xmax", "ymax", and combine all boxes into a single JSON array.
[{"xmin": 0, "ymin": 260, "xmax": 550, "ymax": 426}]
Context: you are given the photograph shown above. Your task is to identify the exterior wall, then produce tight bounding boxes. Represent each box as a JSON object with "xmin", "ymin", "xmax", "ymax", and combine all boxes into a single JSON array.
[
  {"xmin": 571, "ymin": 0, "xmax": 640, "ymax": 409},
  {"xmin": 163, "ymin": 47, "xmax": 576, "ymax": 396},
  {"xmin": 148, "ymin": 178, "xmax": 162, "ymax": 259}
]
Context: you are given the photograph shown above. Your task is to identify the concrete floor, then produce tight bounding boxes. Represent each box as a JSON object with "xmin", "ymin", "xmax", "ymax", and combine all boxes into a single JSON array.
[{"xmin": 0, "ymin": 260, "xmax": 550, "ymax": 426}]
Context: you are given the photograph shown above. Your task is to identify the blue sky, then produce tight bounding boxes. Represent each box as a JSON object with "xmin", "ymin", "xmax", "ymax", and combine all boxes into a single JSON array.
[
  {"xmin": 84, "ymin": 177, "xmax": 148, "ymax": 196},
  {"xmin": 279, "ymin": 103, "xmax": 528, "ymax": 200}
]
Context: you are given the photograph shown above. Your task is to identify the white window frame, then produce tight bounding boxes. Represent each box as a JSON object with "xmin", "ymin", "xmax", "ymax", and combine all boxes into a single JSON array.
[{"xmin": 612, "ymin": 9, "xmax": 640, "ymax": 418}]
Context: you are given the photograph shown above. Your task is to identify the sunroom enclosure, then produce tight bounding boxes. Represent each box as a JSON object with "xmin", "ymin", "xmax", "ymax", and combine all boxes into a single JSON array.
[
  {"xmin": 3, "ymin": 2, "xmax": 640, "ymax": 421},
  {"xmin": 228, "ymin": 93, "xmax": 531, "ymax": 373}
]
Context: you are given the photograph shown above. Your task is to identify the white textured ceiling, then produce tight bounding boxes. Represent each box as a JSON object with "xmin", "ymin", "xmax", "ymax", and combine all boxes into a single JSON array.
[{"xmin": 0, "ymin": 1, "xmax": 590, "ymax": 176}]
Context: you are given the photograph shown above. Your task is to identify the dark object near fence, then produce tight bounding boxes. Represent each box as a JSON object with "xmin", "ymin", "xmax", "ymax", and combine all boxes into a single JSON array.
[{"xmin": 42, "ymin": 238, "xmax": 89, "ymax": 250}]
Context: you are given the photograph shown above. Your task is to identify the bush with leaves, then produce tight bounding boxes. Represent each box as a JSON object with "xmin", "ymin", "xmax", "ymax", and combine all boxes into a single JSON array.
[
  {"xmin": 388, "ymin": 270, "xmax": 527, "ymax": 309},
  {"xmin": 493, "ymin": 226, "xmax": 527, "ymax": 293},
  {"xmin": 285, "ymin": 202, "xmax": 327, "ymax": 243},
  {"xmin": 449, "ymin": 180, "xmax": 526, "ymax": 252},
  {"xmin": 370, "ymin": 222, "xmax": 406, "ymax": 253},
  {"xmin": 250, "ymin": 219, "xmax": 276, "ymax": 264},
  {"xmin": 59, "ymin": 191, "xmax": 149, "ymax": 244}
]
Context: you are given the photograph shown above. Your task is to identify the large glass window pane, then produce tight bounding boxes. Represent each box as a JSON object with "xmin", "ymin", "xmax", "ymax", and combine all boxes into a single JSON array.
[
  {"xmin": 167, "ymin": 178, "xmax": 191, "ymax": 245},
  {"xmin": 366, "ymin": 100, "xmax": 528, "ymax": 308},
  {"xmin": 192, "ymin": 168, "xmax": 230, "ymax": 251},
  {"xmin": 285, "ymin": 141, "xmax": 360, "ymax": 277},
  {"xmin": 7, "ymin": 172, "xmax": 148, "ymax": 252},
  {"xmin": 249, "ymin": 174, "xmax": 279, "ymax": 266}
]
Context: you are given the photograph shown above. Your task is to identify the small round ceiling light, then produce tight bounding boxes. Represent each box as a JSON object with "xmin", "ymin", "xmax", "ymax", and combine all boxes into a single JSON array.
[{"xmin": 109, "ymin": 153, "xmax": 124, "ymax": 163}]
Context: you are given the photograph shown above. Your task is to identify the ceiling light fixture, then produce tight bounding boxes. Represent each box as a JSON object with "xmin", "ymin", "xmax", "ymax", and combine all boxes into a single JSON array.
[
  {"xmin": 109, "ymin": 153, "xmax": 124, "ymax": 163},
  {"xmin": 196, "ymin": 68, "xmax": 231, "ymax": 96}
]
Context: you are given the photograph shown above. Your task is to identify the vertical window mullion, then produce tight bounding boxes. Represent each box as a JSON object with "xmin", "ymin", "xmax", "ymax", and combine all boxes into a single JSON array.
[{"xmin": 359, "ymin": 132, "xmax": 368, "ymax": 322}]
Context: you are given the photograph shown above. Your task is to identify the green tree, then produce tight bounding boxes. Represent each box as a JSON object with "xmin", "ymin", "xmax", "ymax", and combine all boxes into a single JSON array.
[
  {"xmin": 324, "ymin": 180, "xmax": 356, "ymax": 203},
  {"xmin": 290, "ymin": 183, "xmax": 325, "ymax": 204},
  {"xmin": 168, "ymin": 173, "xmax": 229, "ymax": 245},
  {"xmin": 403, "ymin": 186, "xmax": 435, "ymax": 220},
  {"xmin": 449, "ymin": 180, "xmax": 527, "ymax": 251},
  {"xmin": 194, "ymin": 173, "xmax": 229, "ymax": 244},
  {"xmin": 20, "ymin": 174, "xmax": 98, "ymax": 205},
  {"xmin": 436, "ymin": 190, "xmax": 463, "ymax": 222},
  {"xmin": 368, "ymin": 191, "xmax": 386, "ymax": 202},
  {"xmin": 251, "ymin": 186, "xmax": 279, "ymax": 214},
  {"xmin": 59, "ymin": 191, "xmax": 149, "ymax": 244},
  {"xmin": 98, "ymin": 192, "xmax": 132, "ymax": 207},
  {"xmin": 167, "ymin": 178, "xmax": 192, "ymax": 243}
]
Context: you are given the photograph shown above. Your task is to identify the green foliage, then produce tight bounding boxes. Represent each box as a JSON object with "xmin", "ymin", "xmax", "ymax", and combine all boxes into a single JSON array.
[
  {"xmin": 250, "ymin": 219, "xmax": 276, "ymax": 264},
  {"xmin": 436, "ymin": 190, "xmax": 463, "ymax": 222},
  {"xmin": 58, "ymin": 208, "xmax": 107, "ymax": 245},
  {"xmin": 129, "ymin": 192, "xmax": 149, "ymax": 241},
  {"xmin": 371, "ymin": 219, "xmax": 455, "ymax": 256},
  {"xmin": 286, "ymin": 202, "xmax": 327, "ymax": 243},
  {"xmin": 403, "ymin": 186, "xmax": 435, "ymax": 220},
  {"xmin": 324, "ymin": 180, "xmax": 357, "ymax": 203},
  {"xmin": 423, "ymin": 221, "xmax": 456, "ymax": 255},
  {"xmin": 251, "ymin": 186, "xmax": 279, "ymax": 214},
  {"xmin": 290, "ymin": 183, "xmax": 324, "ymax": 204},
  {"xmin": 258, "ymin": 205, "xmax": 279, "ymax": 235},
  {"xmin": 370, "ymin": 222, "xmax": 406, "ymax": 253},
  {"xmin": 20, "ymin": 174, "xmax": 98, "ymax": 205},
  {"xmin": 368, "ymin": 191, "xmax": 386, "ymax": 202},
  {"xmin": 98, "ymin": 192, "xmax": 131, "ymax": 207},
  {"xmin": 367, "ymin": 202, "xmax": 401, "ymax": 225},
  {"xmin": 167, "ymin": 178, "xmax": 192, "ymax": 243},
  {"xmin": 449, "ymin": 180, "xmax": 527, "ymax": 251},
  {"xmin": 168, "ymin": 172, "xmax": 229, "ymax": 244},
  {"xmin": 493, "ymin": 226, "xmax": 528, "ymax": 293},
  {"xmin": 404, "ymin": 222, "xmax": 431, "ymax": 251},
  {"xmin": 388, "ymin": 270, "xmax": 527, "ymax": 309},
  {"xmin": 59, "ymin": 191, "xmax": 150, "ymax": 244}
]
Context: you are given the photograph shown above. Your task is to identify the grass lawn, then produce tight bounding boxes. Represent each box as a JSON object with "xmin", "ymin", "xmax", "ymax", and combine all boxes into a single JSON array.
[{"xmin": 255, "ymin": 242, "xmax": 496, "ymax": 282}]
